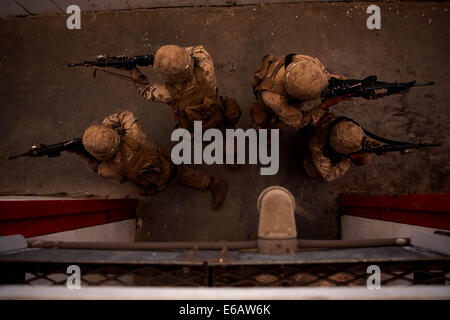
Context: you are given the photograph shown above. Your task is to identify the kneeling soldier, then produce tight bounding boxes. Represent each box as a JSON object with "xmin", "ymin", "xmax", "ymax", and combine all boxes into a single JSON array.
[
  {"xmin": 298, "ymin": 112, "xmax": 374, "ymax": 182},
  {"xmin": 72, "ymin": 110, "xmax": 228, "ymax": 210},
  {"xmin": 251, "ymin": 53, "xmax": 345, "ymax": 131}
]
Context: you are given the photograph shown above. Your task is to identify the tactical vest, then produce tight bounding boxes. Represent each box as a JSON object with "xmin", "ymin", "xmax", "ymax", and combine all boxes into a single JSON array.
[
  {"xmin": 252, "ymin": 54, "xmax": 290, "ymax": 98},
  {"xmin": 167, "ymin": 67, "xmax": 225, "ymax": 132},
  {"xmin": 250, "ymin": 55, "xmax": 291, "ymax": 127},
  {"xmin": 102, "ymin": 135, "xmax": 175, "ymax": 192}
]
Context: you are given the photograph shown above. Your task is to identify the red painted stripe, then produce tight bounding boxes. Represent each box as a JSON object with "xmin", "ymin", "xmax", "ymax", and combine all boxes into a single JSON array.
[
  {"xmin": 0, "ymin": 208, "xmax": 136, "ymax": 238},
  {"xmin": 390, "ymin": 194, "xmax": 450, "ymax": 212},
  {"xmin": 339, "ymin": 194, "xmax": 450, "ymax": 230},
  {"xmin": 0, "ymin": 198, "xmax": 137, "ymax": 220},
  {"xmin": 379, "ymin": 209, "xmax": 450, "ymax": 231},
  {"xmin": 0, "ymin": 198, "xmax": 137, "ymax": 237},
  {"xmin": 339, "ymin": 194, "xmax": 450, "ymax": 212},
  {"xmin": 341, "ymin": 207, "xmax": 381, "ymax": 219},
  {"xmin": 339, "ymin": 195, "xmax": 393, "ymax": 208},
  {"xmin": 108, "ymin": 208, "xmax": 137, "ymax": 222}
]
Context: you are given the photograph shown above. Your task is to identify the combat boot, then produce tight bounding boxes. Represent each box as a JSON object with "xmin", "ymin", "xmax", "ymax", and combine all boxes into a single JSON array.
[{"xmin": 209, "ymin": 178, "xmax": 228, "ymax": 210}]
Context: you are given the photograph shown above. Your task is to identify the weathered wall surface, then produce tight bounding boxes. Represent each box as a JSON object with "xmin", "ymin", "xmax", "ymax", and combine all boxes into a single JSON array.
[{"xmin": 0, "ymin": 2, "xmax": 448, "ymax": 241}]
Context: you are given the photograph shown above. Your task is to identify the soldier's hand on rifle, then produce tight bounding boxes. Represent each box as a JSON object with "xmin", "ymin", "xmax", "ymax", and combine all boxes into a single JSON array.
[
  {"xmin": 319, "ymin": 94, "xmax": 352, "ymax": 110},
  {"xmin": 364, "ymin": 139, "xmax": 388, "ymax": 156}
]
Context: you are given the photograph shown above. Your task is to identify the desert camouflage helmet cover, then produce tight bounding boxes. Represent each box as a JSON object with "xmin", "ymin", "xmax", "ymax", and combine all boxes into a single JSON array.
[
  {"xmin": 329, "ymin": 120, "xmax": 365, "ymax": 155},
  {"xmin": 283, "ymin": 58, "xmax": 328, "ymax": 101},
  {"xmin": 153, "ymin": 45, "xmax": 193, "ymax": 84},
  {"xmin": 82, "ymin": 125, "xmax": 121, "ymax": 161}
]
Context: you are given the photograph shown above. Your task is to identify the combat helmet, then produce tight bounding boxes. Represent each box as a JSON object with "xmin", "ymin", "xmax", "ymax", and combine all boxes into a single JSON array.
[
  {"xmin": 329, "ymin": 120, "xmax": 365, "ymax": 155},
  {"xmin": 284, "ymin": 57, "xmax": 328, "ymax": 101},
  {"xmin": 153, "ymin": 45, "xmax": 193, "ymax": 84},
  {"xmin": 82, "ymin": 126, "xmax": 121, "ymax": 161}
]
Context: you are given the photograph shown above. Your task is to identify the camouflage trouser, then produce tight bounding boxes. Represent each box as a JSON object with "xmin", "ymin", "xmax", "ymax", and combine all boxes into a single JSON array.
[
  {"xmin": 136, "ymin": 164, "xmax": 211, "ymax": 196},
  {"xmin": 176, "ymin": 166, "xmax": 212, "ymax": 190}
]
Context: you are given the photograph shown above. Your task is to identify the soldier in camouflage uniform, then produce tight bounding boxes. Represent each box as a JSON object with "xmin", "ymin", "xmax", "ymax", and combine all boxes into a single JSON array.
[
  {"xmin": 71, "ymin": 110, "xmax": 228, "ymax": 210},
  {"xmin": 250, "ymin": 53, "xmax": 346, "ymax": 131},
  {"xmin": 123, "ymin": 45, "xmax": 241, "ymax": 132},
  {"xmin": 298, "ymin": 111, "xmax": 374, "ymax": 182}
]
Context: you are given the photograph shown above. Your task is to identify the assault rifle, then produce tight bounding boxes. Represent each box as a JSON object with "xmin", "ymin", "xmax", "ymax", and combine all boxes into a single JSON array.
[
  {"xmin": 321, "ymin": 75, "xmax": 434, "ymax": 100},
  {"xmin": 68, "ymin": 54, "xmax": 154, "ymax": 68},
  {"xmin": 8, "ymin": 138, "xmax": 83, "ymax": 160},
  {"xmin": 356, "ymin": 141, "xmax": 441, "ymax": 156}
]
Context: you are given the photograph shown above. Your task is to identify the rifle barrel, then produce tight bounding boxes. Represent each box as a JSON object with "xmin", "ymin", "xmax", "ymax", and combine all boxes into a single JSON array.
[
  {"xmin": 8, "ymin": 153, "xmax": 29, "ymax": 160},
  {"xmin": 421, "ymin": 143, "xmax": 441, "ymax": 147},
  {"xmin": 390, "ymin": 142, "xmax": 441, "ymax": 149},
  {"xmin": 68, "ymin": 62, "xmax": 85, "ymax": 67},
  {"xmin": 413, "ymin": 82, "xmax": 434, "ymax": 86}
]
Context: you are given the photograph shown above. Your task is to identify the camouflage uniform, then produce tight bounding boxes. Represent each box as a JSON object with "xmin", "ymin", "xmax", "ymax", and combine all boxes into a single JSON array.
[
  {"xmin": 251, "ymin": 54, "xmax": 344, "ymax": 130},
  {"xmin": 78, "ymin": 110, "xmax": 211, "ymax": 195},
  {"xmin": 298, "ymin": 112, "xmax": 373, "ymax": 182},
  {"xmin": 129, "ymin": 45, "xmax": 241, "ymax": 132}
]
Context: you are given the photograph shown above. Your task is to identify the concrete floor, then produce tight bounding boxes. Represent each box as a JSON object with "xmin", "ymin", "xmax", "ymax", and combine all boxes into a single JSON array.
[{"xmin": 0, "ymin": 2, "xmax": 448, "ymax": 242}]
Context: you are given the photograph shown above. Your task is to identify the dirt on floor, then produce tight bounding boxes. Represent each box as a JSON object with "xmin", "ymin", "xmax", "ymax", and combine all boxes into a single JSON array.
[{"xmin": 0, "ymin": 2, "xmax": 448, "ymax": 241}]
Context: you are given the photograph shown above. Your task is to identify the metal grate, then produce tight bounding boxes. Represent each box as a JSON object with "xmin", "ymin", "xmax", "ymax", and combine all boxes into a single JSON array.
[
  {"xmin": 212, "ymin": 262, "xmax": 450, "ymax": 287},
  {"xmin": 1, "ymin": 261, "xmax": 449, "ymax": 287}
]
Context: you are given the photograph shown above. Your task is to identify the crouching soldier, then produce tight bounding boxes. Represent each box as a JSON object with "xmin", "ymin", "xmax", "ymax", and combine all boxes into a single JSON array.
[
  {"xmin": 124, "ymin": 45, "xmax": 241, "ymax": 132},
  {"xmin": 70, "ymin": 110, "xmax": 228, "ymax": 210},
  {"xmin": 297, "ymin": 112, "xmax": 374, "ymax": 182},
  {"xmin": 250, "ymin": 53, "xmax": 346, "ymax": 131}
]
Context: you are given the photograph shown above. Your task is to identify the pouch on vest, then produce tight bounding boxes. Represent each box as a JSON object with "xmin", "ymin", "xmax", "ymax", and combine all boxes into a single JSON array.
[{"xmin": 251, "ymin": 54, "xmax": 276, "ymax": 94}]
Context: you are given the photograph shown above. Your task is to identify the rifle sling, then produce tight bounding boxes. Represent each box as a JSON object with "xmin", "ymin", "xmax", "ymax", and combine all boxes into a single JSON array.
[
  {"xmin": 326, "ymin": 116, "xmax": 418, "ymax": 158},
  {"xmin": 92, "ymin": 66, "xmax": 149, "ymax": 85},
  {"xmin": 331, "ymin": 116, "xmax": 411, "ymax": 146}
]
